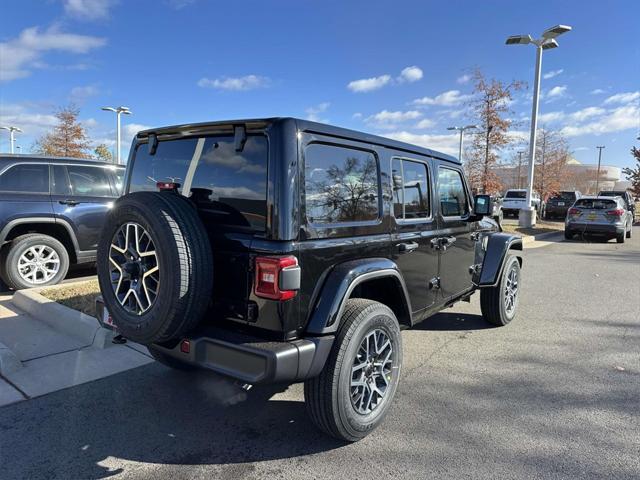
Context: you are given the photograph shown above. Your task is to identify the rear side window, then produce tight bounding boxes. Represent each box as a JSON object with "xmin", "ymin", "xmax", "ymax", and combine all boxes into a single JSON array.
[
  {"xmin": 67, "ymin": 166, "xmax": 113, "ymax": 197},
  {"xmin": 437, "ymin": 168, "xmax": 469, "ymax": 217},
  {"xmin": 575, "ymin": 199, "xmax": 617, "ymax": 209},
  {"xmin": 52, "ymin": 165, "xmax": 71, "ymax": 195},
  {"xmin": 129, "ymin": 135, "xmax": 269, "ymax": 231},
  {"xmin": 392, "ymin": 158, "xmax": 430, "ymax": 220},
  {"xmin": 304, "ymin": 143, "xmax": 379, "ymax": 224},
  {"xmin": 0, "ymin": 164, "xmax": 49, "ymax": 193}
]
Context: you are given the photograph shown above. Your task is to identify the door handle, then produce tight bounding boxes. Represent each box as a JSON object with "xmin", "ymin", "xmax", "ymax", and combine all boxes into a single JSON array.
[
  {"xmin": 397, "ymin": 242, "xmax": 419, "ymax": 253},
  {"xmin": 59, "ymin": 199, "xmax": 79, "ymax": 206}
]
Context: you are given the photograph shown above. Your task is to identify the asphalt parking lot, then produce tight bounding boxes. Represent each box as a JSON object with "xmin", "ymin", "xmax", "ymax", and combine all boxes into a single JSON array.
[{"xmin": 1, "ymin": 229, "xmax": 638, "ymax": 479}]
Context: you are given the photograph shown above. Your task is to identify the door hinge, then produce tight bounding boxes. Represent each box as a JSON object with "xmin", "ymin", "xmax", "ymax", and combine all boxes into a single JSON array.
[
  {"xmin": 428, "ymin": 277, "xmax": 441, "ymax": 290},
  {"xmin": 470, "ymin": 232, "xmax": 480, "ymax": 241},
  {"xmin": 468, "ymin": 264, "xmax": 482, "ymax": 275}
]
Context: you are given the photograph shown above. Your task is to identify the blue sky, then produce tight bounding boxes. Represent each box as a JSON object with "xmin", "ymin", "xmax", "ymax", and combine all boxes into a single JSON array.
[{"xmin": 1, "ymin": 0, "xmax": 639, "ymax": 170}]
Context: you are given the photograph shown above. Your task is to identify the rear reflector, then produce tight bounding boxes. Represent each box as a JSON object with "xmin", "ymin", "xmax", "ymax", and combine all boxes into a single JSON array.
[
  {"xmin": 606, "ymin": 208, "xmax": 624, "ymax": 216},
  {"xmin": 568, "ymin": 207, "xmax": 580, "ymax": 215},
  {"xmin": 254, "ymin": 256, "xmax": 299, "ymax": 301},
  {"xmin": 157, "ymin": 181, "xmax": 180, "ymax": 191},
  {"xmin": 180, "ymin": 339, "xmax": 191, "ymax": 353}
]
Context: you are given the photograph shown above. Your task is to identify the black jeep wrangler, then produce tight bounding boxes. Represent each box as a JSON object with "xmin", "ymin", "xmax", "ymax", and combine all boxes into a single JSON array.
[{"xmin": 96, "ymin": 118, "xmax": 523, "ymax": 442}]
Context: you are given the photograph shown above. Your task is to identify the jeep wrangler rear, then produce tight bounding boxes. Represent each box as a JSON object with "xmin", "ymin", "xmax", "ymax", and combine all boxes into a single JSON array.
[{"xmin": 96, "ymin": 117, "xmax": 522, "ymax": 442}]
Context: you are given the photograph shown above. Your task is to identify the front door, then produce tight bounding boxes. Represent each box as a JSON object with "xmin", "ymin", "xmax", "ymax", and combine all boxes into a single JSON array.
[
  {"xmin": 50, "ymin": 164, "xmax": 117, "ymax": 252},
  {"xmin": 435, "ymin": 164, "xmax": 476, "ymax": 301},
  {"xmin": 390, "ymin": 157, "xmax": 439, "ymax": 312}
]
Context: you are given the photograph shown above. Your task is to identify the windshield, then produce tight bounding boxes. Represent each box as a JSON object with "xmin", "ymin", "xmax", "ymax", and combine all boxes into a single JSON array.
[
  {"xmin": 505, "ymin": 191, "xmax": 526, "ymax": 199},
  {"xmin": 575, "ymin": 199, "xmax": 617, "ymax": 210},
  {"xmin": 129, "ymin": 134, "xmax": 269, "ymax": 231}
]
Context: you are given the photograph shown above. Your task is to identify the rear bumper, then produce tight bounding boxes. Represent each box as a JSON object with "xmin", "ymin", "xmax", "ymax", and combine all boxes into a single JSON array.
[
  {"xmin": 566, "ymin": 222, "xmax": 623, "ymax": 235},
  {"xmin": 95, "ymin": 297, "xmax": 333, "ymax": 384}
]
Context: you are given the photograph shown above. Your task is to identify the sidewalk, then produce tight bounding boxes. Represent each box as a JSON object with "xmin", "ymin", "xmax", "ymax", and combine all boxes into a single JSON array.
[{"xmin": 0, "ymin": 294, "xmax": 153, "ymax": 407}]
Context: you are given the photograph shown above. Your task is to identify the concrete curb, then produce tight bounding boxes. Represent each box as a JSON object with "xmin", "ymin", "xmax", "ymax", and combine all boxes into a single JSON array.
[
  {"xmin": 0, "ymin": 341, "xmax": 22, "ymax": 374},
  {"xmin": 12, "ymin": 289, "xmax": 116, "ymax": 349},
  {"xmin": 520, "ymin": 231, "xmax": 563, "ymax": 246}
]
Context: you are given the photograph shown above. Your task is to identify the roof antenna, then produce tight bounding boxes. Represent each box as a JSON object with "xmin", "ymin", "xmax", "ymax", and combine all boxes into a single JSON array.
[{"xmin": 234, "ymin": 125, "xmax": 247, "ymax": 152}]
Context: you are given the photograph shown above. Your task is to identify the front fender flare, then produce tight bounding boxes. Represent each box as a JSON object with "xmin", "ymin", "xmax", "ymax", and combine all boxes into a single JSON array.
[
  {"xmin": 306, "ymin": 257, "xmax": 411, "ymax": 335},
  {"xmin": 477, "ymin": 233, "xmax": 523, "ymax": 287}
]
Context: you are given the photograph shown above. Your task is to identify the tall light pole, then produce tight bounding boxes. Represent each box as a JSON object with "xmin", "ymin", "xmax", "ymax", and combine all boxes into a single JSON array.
[
  {"xmin": 595, "ymin": 146, "xmax": 605, "ymax": 194},
  {"xmin": 506, "ymin": 24, "xmax": 572, "ymax": 227},
  {"xmin": 0, "ymin": 126, "xmax": 22, "ymax": 154},
  {"xmin": 447, "ymin": 125, "xmax": 478, "ymax": 162},
  {"xmin": 101, "ymin": 106, "xmax": 132, "ymax": 164},
  {"xmin": 516, "ymin": 150, "xmax": 525, "ymax": 188}
]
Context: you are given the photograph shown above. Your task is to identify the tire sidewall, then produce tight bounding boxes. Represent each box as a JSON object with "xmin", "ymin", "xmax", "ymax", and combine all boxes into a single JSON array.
[
  {"xmin": 499, "ymin": 256, "xmax": 520, "ymax": 324},
  {"xmin": 335, "ymin": 309, "xmax": 402, "ymax": 439},
  {"xmin": 6, "ymin": 236, "xmax": 69, "ymax": 289}
]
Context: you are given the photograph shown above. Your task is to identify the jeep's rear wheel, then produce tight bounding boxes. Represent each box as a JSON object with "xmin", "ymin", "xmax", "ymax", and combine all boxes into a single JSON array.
[
  {"xmin": 97, "ymin": 192, "xmax": 213, "ymax": 344},
  {"xmin": 304, "ymin": 299, "xmax": 402, "ymax": 442},
  {"xmin": 0, "ymin": 234, "xmax": 69, "ymax": 290},
  {"xmin": 480, "ymin": 255, "xmax": 520, "ymax": 327}
]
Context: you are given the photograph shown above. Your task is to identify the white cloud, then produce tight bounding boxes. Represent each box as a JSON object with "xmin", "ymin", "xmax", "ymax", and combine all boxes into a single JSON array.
[
  {"xmin": 414, "ymin": 118, "xmax": 436, "ymax": 129},
  {"xmin": 63, "ymin": 0, "xmax": 116, "ymax": 20},
  {"xmin": 560, "ymin": 104, "xmax": 639, "ymax": 137},
  {"xmin": 352, "ymin": 112, "xmax": 363, "ymax": 119},
  {"xmin": 197, "ymin": 75, "xmax": 270, "ymax": 91},
  {"xmin": 70, "ymin": 84, "xmax": 99, "ymax": 102},
  {"xmin": 546, "ymin": 85, "xmax": 567, "ymax": 99},
  {"xmin": 166, "ymin": 0, "xmax": 196, "ymax": 9},
  {"xmin": 398, "ymin": 66, "xmax": 423, "ymax": 83},
  {"xmin": 542, "ymin": 69, "xmax": 563, "ymax": 80},
  {"xmin": 412, "ymin": 90, "xmax": 471, "ymax": 107},
  {"xmin": 383, "ymin": 131, "xmax": 459, "ymax": 156},
  {"xmin": 590, "ymin": 89, "xmax": 606, "ymax": 95},
  {"xmin": 365, "ymin": 110, "xmax": 422, "ymax": 129},
  {"xmin": 0, "ymin": 103, "xmax": 58, "ymax": 141},
  {"xmin": 456, "ymin": 74, "xmax": 471, "ymax": 84},
  {"xmin": 305, "ymin": 102, "xmax": 330, "ymax": 122},
  {"xmin": 348, "ymin": 65, "xmax": 423, "ymax": 93},
  {"xmin": 538, "ymin": 111, "xmax": 565, "ymax": 123},
  {"xmin": 0, "ymin": 26, "xmax": 106, "ymax": 82},
  {"xmin": 603, "ymin": 91, "xmax": 640, "ymax": 104},
  {"xmin": 569, "ymin": 106, "xmax": 606, "ymax": 122},
  {"xmin": 347, "ymin": 74, "xmax": 391, "ymax": 93}
]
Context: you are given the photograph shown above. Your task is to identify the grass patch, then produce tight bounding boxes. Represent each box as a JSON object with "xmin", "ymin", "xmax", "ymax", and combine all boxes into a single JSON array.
[
  {"xmin": 40, "ymin": 279, "xmax": 101, "ymax": 317},
  {"xmin": 502, "ymin": 220, "xmax": 564, "ymax": 237}
]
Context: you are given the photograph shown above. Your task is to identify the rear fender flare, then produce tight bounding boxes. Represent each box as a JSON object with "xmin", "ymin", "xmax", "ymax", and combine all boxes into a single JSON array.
[
  {"xmin": 477, "ymin": 233, "xmax": 523, "ymax": 287},
  {"xmin": 305, "ymin": 258, "xmax": 411, "ymax": 335}
]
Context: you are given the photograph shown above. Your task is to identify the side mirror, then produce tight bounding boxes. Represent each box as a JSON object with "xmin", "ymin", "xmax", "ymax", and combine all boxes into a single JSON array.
[{"xmin": 473, "ymin": 194, "xmax": 492, "ymax": 217}]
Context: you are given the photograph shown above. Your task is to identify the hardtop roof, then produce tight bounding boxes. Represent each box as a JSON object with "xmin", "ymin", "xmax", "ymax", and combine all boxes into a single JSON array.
[
  {"xmin": 136, "ymin": 117, "xmax": 460, "ymax": 164},
  {"xmin": 0, "ymin": 154, "xmax": 122, "ymax": 167}
]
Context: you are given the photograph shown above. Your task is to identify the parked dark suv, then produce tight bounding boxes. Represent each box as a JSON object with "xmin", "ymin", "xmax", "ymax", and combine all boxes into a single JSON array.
[
  {"xmin": 0, "ymin": 155, "xmax": 124, "ymax": 289},
  {"xmin": 544, "ymin": 190, "xmax": 581, "ymax": 219},
  {"xmin": 95, "ymin": 118, "xmax": 523, "ymax": 441}
]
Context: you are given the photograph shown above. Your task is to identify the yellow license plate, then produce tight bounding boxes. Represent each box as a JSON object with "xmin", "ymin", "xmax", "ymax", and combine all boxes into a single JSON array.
[{"xmin": 587, "ymin": 213, "xmax": 597, "ymax": 221}]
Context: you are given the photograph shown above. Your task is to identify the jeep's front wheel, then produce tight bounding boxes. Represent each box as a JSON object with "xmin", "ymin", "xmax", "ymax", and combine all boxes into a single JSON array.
[
  {"xmin": 480, "ymin": 255, "xmax": 520, "ymax": 327},
  {"xmin": 304, "ymin": 299, "xmax": 402, "ymax": 442},
  {"xmin": 0, "ymin": 234, "xmax": 70, "ymax": 290}
]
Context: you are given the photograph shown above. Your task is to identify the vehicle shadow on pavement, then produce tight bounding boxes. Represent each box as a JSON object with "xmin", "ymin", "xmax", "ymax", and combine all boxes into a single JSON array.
[
  {"xmin": 0, "ymin": 362, "xmax": 345, "ymax": 479},
  {"xmin": 412, "ymin": 311, "xmax": 496, "ymax": 331}
]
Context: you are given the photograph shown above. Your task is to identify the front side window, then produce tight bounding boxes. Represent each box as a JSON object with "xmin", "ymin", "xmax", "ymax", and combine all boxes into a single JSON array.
[
  {"xmin": 304, "ymin": 143, "xmax": 379, "ymax": 224},
  {"xmin": 437, "ymin": 168, "xmax": 469, "ymax": 217},
  {"xmin": 0, "ymin": 164, "xmax": 49, "ymax": 193},
  {"xmin": 392, "ymin": 158, "xmax": 430, "ymax": 220},
  {"xmin": 129, "ymin": 135, "xmax": 269, "ymax": 231},
  {"xmin": 67, "ymin": 166, "xmax": 113, "ymax": 197}
]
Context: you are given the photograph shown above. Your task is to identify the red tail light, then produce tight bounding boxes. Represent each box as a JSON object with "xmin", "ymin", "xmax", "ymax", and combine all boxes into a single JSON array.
[
  {"xmin": 606, "ymin": 208, "xmax": 624, "ymax": 216},
  {"xmin": 568, "ymin": 207, "xmax": 580, "ymax": 215},
  {"xmin": 254, "ymin": 256, "xmax": 300, "ymax": 301},
  {"xmin": 157, "ymin": 181, "xmax": 180, "ymax": 191}
]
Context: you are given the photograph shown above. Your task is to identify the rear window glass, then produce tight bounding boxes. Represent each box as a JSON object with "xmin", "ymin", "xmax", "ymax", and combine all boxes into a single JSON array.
[
  {"xmin": 505, "ymin": 191, "xmax": 526, "ymax": 199},
  {"xmin": 0, "ymin": 164, "xmax": 49, "ymax": 193},
  {"xmin": 304, "ymin": 143, "xmax": 380, "ymax": 224},
  {"xmin": 575, "ymin": 199, "xmax": 617, "ymax": 209},
  {"xmin": 552, "ymin": 192, "xmax": 576, "ymax": 201},
  {"xmin": 129, "ymin": 135, "xmax": 268, "ymax": 231}
]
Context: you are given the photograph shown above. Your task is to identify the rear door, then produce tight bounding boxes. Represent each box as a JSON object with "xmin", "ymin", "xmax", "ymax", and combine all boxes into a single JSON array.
[
  {"xmin": 0, "ymin": 162, "xmax": 53, "ymax": 231},
  {"xmin": 50, "ymin": 165, "xmax": 117, "ymax": 252},
  {"xmin": 390, "ymin": 156, "xmax": 439, "ymax": 311},
  {"xmin": 434, "ymin": 164, "xmax": 476, "ymax": 300}
]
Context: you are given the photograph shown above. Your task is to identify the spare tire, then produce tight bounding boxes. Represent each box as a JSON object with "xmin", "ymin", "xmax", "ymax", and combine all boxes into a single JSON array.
[{"xmin": 97, "ymin": 191, "xmax": 213, "ymax": 344}]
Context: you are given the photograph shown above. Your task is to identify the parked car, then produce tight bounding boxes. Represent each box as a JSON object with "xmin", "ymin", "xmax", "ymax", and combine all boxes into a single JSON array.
[
  {"xmin": 0, "ymin": 155, "xmax": 124, "ymax": 289},
  {"xmin": 598, "ymin": 190, "xmax": 636, "ymax": 218},
  {"xmin": 502, "ymin": 189, "xmax": 542, "ymax": 217},
  {"xmin": 95, "ymin": 118, "xmax": 524, "ymax": 442},
  {"xmin": 565, "ymin": 196, "xmax": 634, "ymax": 243},
  {"xmin": 544, "ymin": 191, "xmax": 582, "ymax": 219},
  {"xmin": 491, "ymin": 195, "xmax": 504, "ymax": 230}
]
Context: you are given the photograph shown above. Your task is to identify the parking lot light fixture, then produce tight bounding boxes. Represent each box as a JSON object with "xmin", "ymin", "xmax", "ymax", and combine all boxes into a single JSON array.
[
  {"xmin": 447, "ymin": 125, "xmax": 478, "ymax": 162},
  {"xmin": 505, "ymin": 24, "xmax": 572, "ymax": 227},
  {"xmin": 0, "ymin": 126, "xmax": 22, "ymax": 154},
  {"xmin": 101, "ymin": 106, "xmax": 132, "ymax": 164}
]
